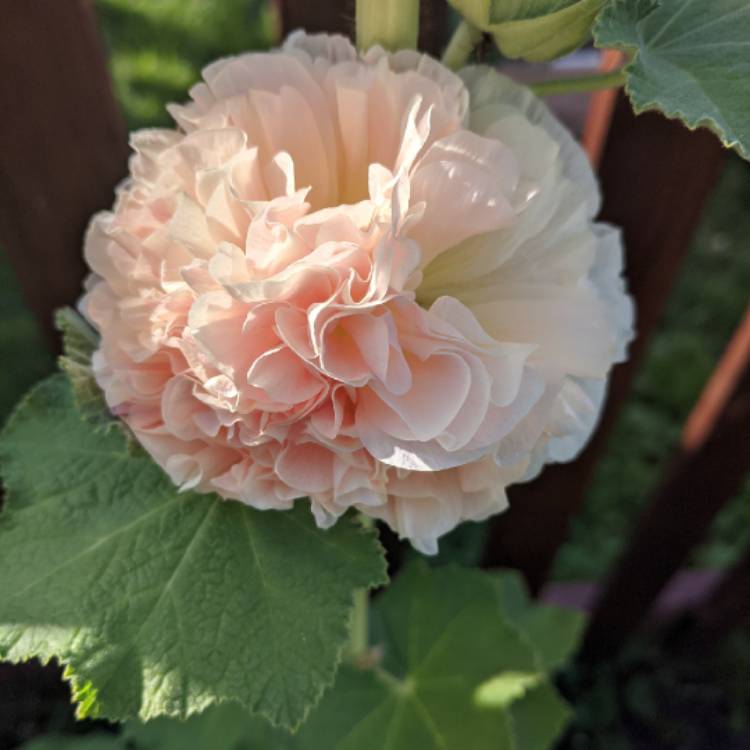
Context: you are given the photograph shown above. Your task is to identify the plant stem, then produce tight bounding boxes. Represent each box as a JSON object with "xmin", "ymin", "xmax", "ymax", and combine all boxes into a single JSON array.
[
  {"xmin": 441, "ymin": 19, "xmax": 483, "ymax": 70},
  {"xmin": 529, "ymin": 68, "xmax": 626, "ymax": 97},
  {"xmin": 349, "ymin": 586, "xmax": 369, "ymax": 658},
  {"xmin": 355, "ymin": 0, "xmax": 419, "ymax": 52},
  {"xmin": 348, "ymin": 515, "xmax": 374, "ymax": 658}
]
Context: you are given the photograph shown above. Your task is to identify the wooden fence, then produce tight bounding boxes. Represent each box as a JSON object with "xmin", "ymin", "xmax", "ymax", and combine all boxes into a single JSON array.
[{"xmin": 1, "ymin": 0, "xmax": 748, "ymax": 666}]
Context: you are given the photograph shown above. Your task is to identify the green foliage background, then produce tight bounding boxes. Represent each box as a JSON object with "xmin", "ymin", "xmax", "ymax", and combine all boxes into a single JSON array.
[{"xmin": 1, "ymin": 0, "xmax": 749, "ymax": 583}]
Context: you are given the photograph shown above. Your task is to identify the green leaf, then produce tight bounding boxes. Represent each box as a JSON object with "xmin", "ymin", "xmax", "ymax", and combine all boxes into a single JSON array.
[
  {"xmin": 507, "ymin": 679, "xmax": 572, "ymax": 750},
  {"xmin": 0, "ymin": 376, "xmax": 387, "ymax": 729},
  {"xmin": 474, "ymin": 671, "xmax": 544, "ymax": 708},
  {"xmin": 448, "ymin": 0, "xmax": 603, "ymax": 61},
  {"xmin": 55, "ymin": 307, "xmax": 98, "ymax": 366},
  {"xmin": 594, "ymin": 0, "xmax": 750, "ymax": 160},
  {"xmin": 291, "ymin": 564, "xmax": 573, "ymax": 749},
  {"xmin": 55, "ymin": 308, "xmax": 112, "ymax": 432},
  {"xmin": 494, "ymin": 570, "xmax": 585, "ymax": 670},
  {"xmin": 123, "ymin": 702, "xmax": 292, "ymax": 750},
  {"xmin": 32, "ymin": 565, "xmax": 578, "ymax": 749}
]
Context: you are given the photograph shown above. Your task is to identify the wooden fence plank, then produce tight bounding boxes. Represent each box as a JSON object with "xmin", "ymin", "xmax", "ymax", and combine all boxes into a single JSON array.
[
  {"xmin": 276, "ymin": 0, "xmax": 353, "ymax": 39},
  {"xmin": 582, "ymin": 305, "xmax": 750, "ymax": 657},
  {"xmin": 276, "ymin": 0, "xmax": 448, "ymax": 54},
  {"xmin": 0, "ymin": 0, "xmax": 128, "ymax": 348},
  {"xmin": 692, "ymin": 546, "xmax": 750, "ymax": 638},
  {"xmin": 483, "ymin": 94, "xmax": 726, "ymax": 592},
  {"xmin": 580, "ymin": 50, "xmax": 625, "ymax": 168}
]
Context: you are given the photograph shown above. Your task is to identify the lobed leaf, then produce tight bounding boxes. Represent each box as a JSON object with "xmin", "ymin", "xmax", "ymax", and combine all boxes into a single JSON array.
[
  {"xmin": 594, "ymin": 0, "xmax": 750, "ymax": 160},
  {"xmin": 0, "ymin": 376, "xmax": 387, "ymax": 729},
  {"xmin": 290, "ymin": 565, "xmax": 576, "ymax": 749},
  {"xmin": 17, "ymin": 565, "xmax": 578, "ymax": 749}
]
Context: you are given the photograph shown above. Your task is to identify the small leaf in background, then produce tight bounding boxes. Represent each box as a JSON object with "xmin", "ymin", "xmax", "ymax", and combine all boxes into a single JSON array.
[
  {"xmin": 0, "ymin": 376, "xmax": 387, "ymax": 729},
  {"xmin": 55, "ymin": 308, "xmax": 112, "ymax": 432},
  {"xmin": 448, "ymin": 0, "xmax": 604, "ymax": 61},
  {"xmin": 594, "ymin": 0, "xmax": 750, "ymax": 160}
]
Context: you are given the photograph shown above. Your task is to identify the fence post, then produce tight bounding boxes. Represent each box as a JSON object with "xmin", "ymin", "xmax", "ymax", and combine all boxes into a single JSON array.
[
  {"xmin": 482, "ymin": 94, "xmax": 726, "ymax": 592},
  {"xmin": 692, "ymin": 547, "xmax": 750, "ymax": 638},
  {"xmin": 276, "ymin": 0, "xmax": 448, "ymax": 55},
  {"xmin": 582, "ymin": 305, "xmax": 750, "ymax": 657},
  {"xmin": 0, "ymin": 0, "xmax": 128, "ymax": 348}
]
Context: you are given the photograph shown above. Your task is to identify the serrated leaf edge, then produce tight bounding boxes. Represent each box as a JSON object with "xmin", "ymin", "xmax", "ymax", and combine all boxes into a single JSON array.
[{"xmin": 593, "ymin": 0, "xmax": 749, "ymax": 159}]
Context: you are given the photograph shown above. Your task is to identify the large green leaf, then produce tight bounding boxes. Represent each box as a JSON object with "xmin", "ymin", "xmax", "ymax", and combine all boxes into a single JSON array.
[
  {"xmin": 448, "ymin": 0, "xmax": 603, "ymax": 61},
  {"xmin": 291, "ymin": 565, "xmax": 574, "ymax": 749},
  {"xmin": 17, "ymin": 566, "xmax": 578, "ymax": 750},
  {"xmin": 126, "ymin": 565, "xmax": 574, "ymax": 749},
  {"xmin": 594, "ymin": 0, "xmax": 750, "ymax": 160},
  {"xmin": 0, "ymin": 376, "xmax": 387, "ymax": 729}
]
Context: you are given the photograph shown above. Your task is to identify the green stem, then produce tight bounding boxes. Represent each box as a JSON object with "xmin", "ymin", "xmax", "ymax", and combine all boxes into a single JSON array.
[
  {"xmin": 441, "ymin": 19, "xmax": 483, "ymax": 70},
  {"xmin": 355, "ymin": 0, "xmax": 419, "ymax": 52},
  {"xmin": 529, "ymin": 68, "xmax": 626, "ymax": 97},
  {"xmin": 348, "ymin": 515, "xmax": 374, "ymax": 658},
  {"xmin": 349, "ymin": 587, "xmax": 369, "ymax": 658}
]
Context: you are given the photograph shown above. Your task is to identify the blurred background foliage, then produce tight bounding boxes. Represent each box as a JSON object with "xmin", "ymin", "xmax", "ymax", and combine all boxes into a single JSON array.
[{"xmin": 1, "ymin": 0, "xmax": 749, "ymax": 583}]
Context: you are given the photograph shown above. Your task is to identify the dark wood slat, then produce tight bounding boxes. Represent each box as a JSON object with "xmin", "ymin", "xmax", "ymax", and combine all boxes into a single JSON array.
[
  {"xmin": 0, "ymin": 0, "xmax": 128, "ymax": 348},
  {"xmin": 692, "ymin": 546, "xmax": 750, "ymax": 638},
  {"xmin": 276, "ymin": 0, "xmax": 448, "ymax": 55},
  {"xmin": 276, "ymin": 0, "xmax": 354, "ymax": 39},
  {"xmin": 482, "ymin": 94, "xmax": 726, "ymax": 592},
  {"xmin": 582, "ymin": 305, "xmax": 750, "ymax": 657}
]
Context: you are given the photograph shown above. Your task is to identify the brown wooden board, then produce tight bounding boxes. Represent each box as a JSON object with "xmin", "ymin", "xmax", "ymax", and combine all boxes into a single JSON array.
[
  {"xmin": 0, "ymin": 0, "xmax": 129, "ymax": 348},
  {"xmin": 276, "ymin": 0, "xmax": 448, "ymax": 54},
  {"xmin": 583, "ymin": 306, "xmax": 750, "ymax": 657}
]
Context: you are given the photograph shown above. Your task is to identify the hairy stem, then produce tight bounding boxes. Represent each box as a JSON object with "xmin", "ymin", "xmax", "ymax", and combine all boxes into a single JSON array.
[
  {"xmin": 441, "ymin": 19, "xmax": 483, "ymax": 70},
  {"xmin": 355, "ymin": 0, "xmax": 419, "ymax": 52},
  {"xmin": 348, "ymin": 515, "xmax": 374, "ymax": 658},
  {"xmin": 529, "ymin": 68, "xmax": 626, "ymax": 97}
]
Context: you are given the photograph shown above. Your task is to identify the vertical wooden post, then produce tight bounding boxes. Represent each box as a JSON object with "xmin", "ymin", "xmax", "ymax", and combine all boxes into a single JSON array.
[
  {"xmin": 692, "ymin": 546, "xmax": 750, "ymax": 638},
  {"xmin": 275, "ymin": 0, "xmax": 354, "ymax": 40},
  {"xmin": 0, "ymin": 0, "xmax": 129, "ymax": 348},
  {"xmin": 483, "ymin": 95, "xmax": 726, "ymax": 592},
  {"xmin": 276, "ymin": 0, "xmax": 448, "ymax": 55},
  {"xmin": 582, "ymin": 306, "xmax": 750, "ymax": 656}
]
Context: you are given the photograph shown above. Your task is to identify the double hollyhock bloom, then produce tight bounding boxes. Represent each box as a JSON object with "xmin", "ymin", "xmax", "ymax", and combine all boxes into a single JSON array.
[{"xmin": 82, "ymin": 32, "xmax": 633, "ymax": 553}]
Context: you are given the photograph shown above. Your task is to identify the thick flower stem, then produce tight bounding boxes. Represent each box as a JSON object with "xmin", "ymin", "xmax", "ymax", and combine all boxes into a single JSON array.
[
  {"xmin": 529, "ymin": 69, "xmax": 626, "ymax": 97},
  {"xmin": 441, "ymin": 20, "xmax": 483, "ymax": 70},
  {"xmin": 348, "ymin": 515, "xmax": 374, "ymax": 659},
  {"xmin": 355, "ymin": 0, "xmax": 419, "ymax": 52}
]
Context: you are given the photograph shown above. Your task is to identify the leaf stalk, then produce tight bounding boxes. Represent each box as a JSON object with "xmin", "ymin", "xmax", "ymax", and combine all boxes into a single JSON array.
[
  {"xmin": 441, "ymin": 19, "xmax": 483, "ymax": 70},
  {"xmin": 529, "ymin": 68, "xmax": 626, "ymax": 97}
]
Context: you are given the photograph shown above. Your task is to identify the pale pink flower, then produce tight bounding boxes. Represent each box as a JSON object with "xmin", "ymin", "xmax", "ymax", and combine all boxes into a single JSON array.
[{"xmin": 81, "ymin": 32, "xmax": 633, "ymax": 553}]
